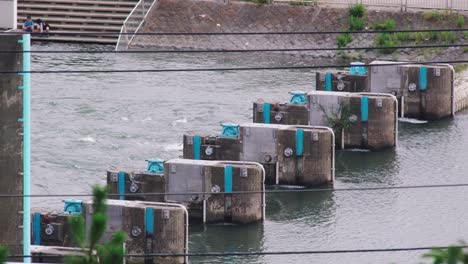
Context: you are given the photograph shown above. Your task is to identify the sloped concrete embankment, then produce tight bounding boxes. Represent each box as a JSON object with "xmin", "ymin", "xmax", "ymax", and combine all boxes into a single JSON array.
[{"xmin": 131, "ymin": 0, "xmax": 467, "ymax": 61}]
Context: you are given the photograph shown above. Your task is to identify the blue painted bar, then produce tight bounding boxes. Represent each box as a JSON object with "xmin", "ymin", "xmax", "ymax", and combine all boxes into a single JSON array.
[
  {"xmin": 325, "ymin": 73, "xmax": 332, "ymax": 91},
  {"xmin": 263, "ymin": 103, "xmax": 271, "ymax": 124},
  {"xmin": 419, "ymin": 66, "xmax": 427, "ymax": 91},
  {"xmin": 33, "ymin": 213, "xmax": 41, "ymax": 245},
  {"xmin": 224, "ymin": 166, "xmax": 233, "ymax": 193},
  {"xmin": 118, "ymin": 171, "xmax": 125, "ymax": 200},
  {"xmin": 145, "ymin": 208, "xmax": 154, "ymax": 234},
  {"xmin": 361, "ymin": 96, "xmax": 369, "ymax": 122},
  {"xmin": 296, "ymin": 129, "xmax": 304, "ymax": 156},
  {"xmin": 193, "ymin": 136, "xmax": 201, "ymax": 160},
  {"xmin": 20, "ymin": 34, "xmax": 31, "ymax": 263}
]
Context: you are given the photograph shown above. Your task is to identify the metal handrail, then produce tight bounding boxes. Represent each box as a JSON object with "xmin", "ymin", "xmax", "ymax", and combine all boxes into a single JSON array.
[
  {"xmin": 272, "ymin": 0, "xmax": 467, "ymax": 11},
  {"xmin": 115, "ymin": 0, "xmax": 159, "ymax": 51}
]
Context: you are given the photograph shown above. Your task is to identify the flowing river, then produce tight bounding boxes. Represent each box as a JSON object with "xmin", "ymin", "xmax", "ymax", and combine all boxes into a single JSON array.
[{"xmin": 30, "ymin": 42, "xmax": 468, "ymax": 264}]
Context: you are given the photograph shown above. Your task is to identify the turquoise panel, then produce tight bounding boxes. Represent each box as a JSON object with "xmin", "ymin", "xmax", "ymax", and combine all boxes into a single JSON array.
[
  {"xmin": 224, "ymin": 166, "xmax": 233, "ymax": 193},
  {"xmin": 419, "ymin": 66, "xmax": 427, "ymax": 91},
  {"xmin": 361, "ymin": 96, "xmax": 369, "ymax": 122},
  {"xmin": 193, "ymin": 136, "xmax": 201, "ymax": 160},
  {"xmin": 325, "ymin": 73, "xmax": 332, "ymax": 91},
  {"xmin": 263, "ymin": 103, "xmax": 271, "ymax": 124},
  {"xmin": 145, "ymin": 207, "xmax": 154, "ymax": 234},
  {"xmin": 296, "ymin": 129, "xmax": 304, "ymax": 156},
  {"xmin": 118, "ymin": 171, "xmax": 125, "ymax": 200}
]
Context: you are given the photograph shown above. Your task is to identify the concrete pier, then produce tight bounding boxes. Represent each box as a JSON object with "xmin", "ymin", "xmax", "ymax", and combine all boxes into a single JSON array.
[
  {"xmin": 107, "ymin": 170, "xmax": 166, "ymax": 202},
  {"xmin": 107, "ymin": 159, "xmax": 265, "ymax": 224},
  {"xmin": 183, "ymin": 124, "xmax": 334, "ymax": 186},
  {"xmin": 254, "ymin": 92, "xmax": 398, "ymax": 150},
  {"xmin": 82, "ymin": 200, "xmax": 189, "ymax": 264},
  {"xmin": 370, "ymin": 62, "xmax": 455, "ymax": 120}
]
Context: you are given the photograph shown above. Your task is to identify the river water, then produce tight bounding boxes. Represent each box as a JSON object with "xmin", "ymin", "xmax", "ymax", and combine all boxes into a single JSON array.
[{"xmin": 30, "ymin": 42, "xmax": 468, "ymax": 264}]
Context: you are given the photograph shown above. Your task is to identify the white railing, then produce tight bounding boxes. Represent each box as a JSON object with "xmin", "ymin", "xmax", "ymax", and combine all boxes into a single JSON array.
[
  {"xmin": 273, "ymin": 0, "xmax": 468, "ymax": 11},
  {"xmin": 115, "ymin": 0, "xmax": 159, "ymax": 51},
  {"xmin": 315, "ymin": 0, "xmax": 468, "ymax": 11}
]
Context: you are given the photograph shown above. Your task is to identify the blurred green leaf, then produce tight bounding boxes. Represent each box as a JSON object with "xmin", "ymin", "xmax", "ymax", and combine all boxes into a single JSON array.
[{"xmin": 0, "ymin": 246, "xmax": 8, "ymax": 264}]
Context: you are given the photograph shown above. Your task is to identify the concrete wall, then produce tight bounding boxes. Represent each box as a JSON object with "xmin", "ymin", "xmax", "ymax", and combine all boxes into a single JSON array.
[
  {"xmin": 131, "ymin": 0, "xmax": 467, "ymax": 62},
  {"xmin": 0, "ymin": 0, "xmax": 17, "ymax": 29},
  {"xmin": 0, "ymin": 34, "xmax": 23, "ymax": 255}
]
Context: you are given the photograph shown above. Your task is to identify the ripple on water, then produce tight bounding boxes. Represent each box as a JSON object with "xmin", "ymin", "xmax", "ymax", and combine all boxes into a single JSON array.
[{"xmin": 30, "ymin": 42, "xmax": 468, "ymax": 264}]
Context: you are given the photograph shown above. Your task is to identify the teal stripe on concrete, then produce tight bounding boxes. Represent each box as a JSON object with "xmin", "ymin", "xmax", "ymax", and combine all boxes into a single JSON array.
[
  {"xmin": 325, "ymin": 73, "xmax": 332, "ymax": 91},
  {"xmin": 20, "ymin": 34, "xmax": 32, "ymax": 263},
  {"xmin": 296, "ymin": 129, "xmax": 304, "ymax": 156},
  {"xmin": 193, "ymin": 136, "xmax": 201, "ymax": 160},
  {"xmin": 263, "ymin": 103, "xmax": 271, "ymax": 124},
  {"xmin": 419, "ymin": 66, "xmax": 427, "ymax": 91},
  {"xmin": 118, "ymin": 171, "xmax": 125, "ymax": 200},
  {"xmin": 361, "ymin": 96, "xmax": 369, "ymax": 122},
  {"xmin": 33, "ymin": 213, "xmax": 41, "ymax": 245},
  {"xmin": 145, "ymin": 207, "xmax": 154, "ymax": 234},
  {"xmin": 224, "ymin": 166, "xmax": 233, "ymax": 193}
]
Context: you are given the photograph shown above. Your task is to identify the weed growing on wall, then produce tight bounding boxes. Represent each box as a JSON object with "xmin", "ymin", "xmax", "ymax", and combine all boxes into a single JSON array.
[{"xmin": 457, "ymin": 15, "xmax": 465, "ymax": 28}]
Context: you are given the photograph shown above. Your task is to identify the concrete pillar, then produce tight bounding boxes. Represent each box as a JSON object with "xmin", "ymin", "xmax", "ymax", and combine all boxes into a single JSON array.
[{"xmin": 0, "ymin": 34, "xmax": 23, "ymax": 255}]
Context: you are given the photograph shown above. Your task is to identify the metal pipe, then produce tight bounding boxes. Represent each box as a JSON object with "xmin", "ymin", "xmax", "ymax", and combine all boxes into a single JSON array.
[{"xmin": 20, "ymin": 33, "xmax": 31, "ymax": 263}]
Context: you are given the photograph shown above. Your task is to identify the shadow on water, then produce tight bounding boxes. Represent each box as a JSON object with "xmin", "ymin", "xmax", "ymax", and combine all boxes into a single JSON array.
[
  {"xmin": 335, "ymin": 148, "xmax": 399, "ymax": 185},
  {"xmin": 188, "ymin": 221, "xmax": 265, "ymax": 264},
  {"xmin": 266, "ymin": 186, "xmax": 335, "ymax": 225}
]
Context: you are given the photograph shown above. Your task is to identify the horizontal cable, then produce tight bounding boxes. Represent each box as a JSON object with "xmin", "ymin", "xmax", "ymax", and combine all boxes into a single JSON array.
[
  {"xmin": 9, "ymin": 245, "xmax": 468, "ymax": 258},
  {"xmin": 0, "ymin": 60, "xmax": 467, "ymax": 75},
  {"xmin": 1, "ymin": 183, "xmax": 468, "ymax": 198},
  {"xmin": 1, "ymin": 28, "xmax": 468, "ymax": 36},
  {"xmin": 1, "ymin": 43, "xmax": 467, "ymax": 54}
]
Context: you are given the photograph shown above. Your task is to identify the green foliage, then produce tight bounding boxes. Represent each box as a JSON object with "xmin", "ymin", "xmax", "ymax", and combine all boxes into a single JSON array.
[
  {"xmin": 394, "ymin": 32, "xmax": 410, "ymax": 42},
  {"xmin": 349, "ymin": 3, "xmax": 365, "ymax": 18},
  {"xmin": 423, "ymin": 10, "xmax": 443, "ymax": 21},
  {"xmin": 454, "ymin": 64, "xmax": 468, "ymax": 72},
  {"xmin": 319, "ymin": 102, "xmax": 354, "ymax": 138},
  {"xmin": 457, "ymin": 15, "xmax": 465, "ymax": 28},
  {"xmin": 0, "ymin": 246, "xmax": 7, "ymax": 264},
  {"xmin": 423, "ymin": 245, "xmax": 468, "ymax": 264},
  {"xmin": 66, "ymin": 186, "xmax": 126, "ymax": 264},
  {"xmin": 440, "ymin": 31, "xmax": 457, "ymax": 44},
  {"xmin": 375, "ymin": 33, "xmax": 398, "ymax": 54},
  {"xmin": 349, "ymin": 15, "xmax": 365, "ymax": 31},
  {"xmin": 289, "ymin": 0, "xmax": 315, "ymax": 6},
  {"xmin": 384, "ymin": 18, "xmax": 396, "ymax": 30},
  {"xmin": 337, "ymin": 33, "xmax": 353, "ymax": 47},
  {"xmin": 409, "ymin": 32, "xmax": 425, "ymax": 44},
  {"xmin": 429, "ymin": 31, "xmax": 439, "ymax": 41},
  {"xmin": 447, "ymin": 31, "xmax": 457, "ymax": 43}
]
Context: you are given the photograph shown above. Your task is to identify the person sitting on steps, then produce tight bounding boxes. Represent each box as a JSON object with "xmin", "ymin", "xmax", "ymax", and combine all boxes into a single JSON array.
[
  {"xmin": 35, "ymin": 19, "xmax": 51, "ymax": 37},
  {"xmin": 22, "ymin": 16, "xmax": 34, "ymax": 32}
]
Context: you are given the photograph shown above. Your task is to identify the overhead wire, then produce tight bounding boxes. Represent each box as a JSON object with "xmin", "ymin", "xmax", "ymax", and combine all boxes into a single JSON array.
[
  {"xmin": 1, "ymin": 183, "xmax": 468, "ymax": 198},
  {"xmin": 0, "ymin": 60, "xmax": 467, "ymax": 74},
  {"xmin": 8, "ymin": 245, "xmax": 468, "ymax": 258},
  {"xmin": 1, "ymin": 28, "xmax": 468, "ymax": 36},
  {"xmin": 0, "ymin": 43, "xmax": 467, "ymax": 53}
]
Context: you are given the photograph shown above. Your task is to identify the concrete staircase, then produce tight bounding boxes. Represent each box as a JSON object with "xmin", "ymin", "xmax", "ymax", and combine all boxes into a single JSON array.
[{"xmin": 17, "ymin": 0, "xmax": 138, "ymax": 44}]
